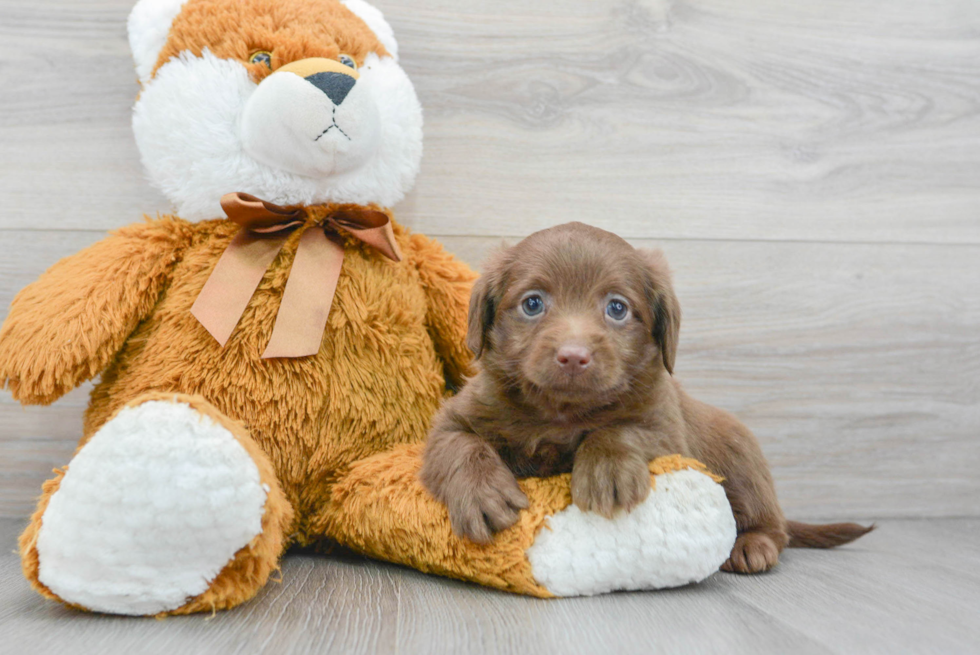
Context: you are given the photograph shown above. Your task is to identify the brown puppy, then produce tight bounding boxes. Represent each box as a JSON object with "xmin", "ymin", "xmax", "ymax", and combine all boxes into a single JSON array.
[{"xmin": 420, "ymin": 222, "xmax": 872, "ymax": 573}]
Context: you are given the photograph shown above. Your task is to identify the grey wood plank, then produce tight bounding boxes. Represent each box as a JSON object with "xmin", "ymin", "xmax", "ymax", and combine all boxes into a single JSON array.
[
  {"xmin": 392, "ymin": 564, "xmax": 831, "ymax": 655},
  {"xmin": 850, "ymin": 517, "xmax": 980, "ymax": 575},
  {"xmin": 1, "ymin": 0, "xmax": 979, "ymax": 243},
  {"xmin": 2, "ymin": 232, "xmax": 978, "ymax": 519},
  {"xmin": 3, "ymin": 518, "xmax": 980, "ymax": 655},
  {"xmin": 727, "ymin": 523, "xmax": 980, "ymax": 654},
  {"xmin": 393, "ymin": 0, "xmax": 980, "ymax": 244},
  {"xmin": 0, "ymin": 520, "xmax": 400, "ymax": 655}
]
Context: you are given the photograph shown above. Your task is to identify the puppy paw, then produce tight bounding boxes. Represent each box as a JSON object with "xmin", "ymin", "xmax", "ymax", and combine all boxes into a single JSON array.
[
  {"xmin": 720, "ymin": 531, "xmax": 781, "ymax": 573},
  {"xmin": 446, "ymin": 464, "xmax": 529, "ymax": 544},
  {"xmin": 571, "ymin": 448, "xmax": 650, "ymax": 518}
]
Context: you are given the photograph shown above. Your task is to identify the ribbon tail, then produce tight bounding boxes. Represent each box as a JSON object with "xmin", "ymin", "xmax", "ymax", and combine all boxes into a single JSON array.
[
  {"xmin": 345, "ymin": 223, "xmax": 402, "ymax": 262},
  {"xmin": 327, "ymin": 207, "xmax": 402, "ymax": 262},
  {"xmin": 263, "ymin": 228, "xmax": 345, "ymax": 359},
  {"xmin": 191, "ymin": 230, "xmax": 286, "ymax": 347}
]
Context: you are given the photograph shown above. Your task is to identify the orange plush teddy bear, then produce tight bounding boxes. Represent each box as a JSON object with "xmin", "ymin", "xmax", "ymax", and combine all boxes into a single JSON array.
[{"xmin": 0, "ymin": 0, "xmax": 735, "ymax": 616}]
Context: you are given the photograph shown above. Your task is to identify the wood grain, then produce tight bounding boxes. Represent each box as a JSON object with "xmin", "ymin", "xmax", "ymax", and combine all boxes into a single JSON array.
[
  {"xmin": 0, "ymin": 0, "xmax": 978, "ymax": 242},
  {"xmin": 1, "ymin": 517, "xmax": 979, "ymax": 654}
]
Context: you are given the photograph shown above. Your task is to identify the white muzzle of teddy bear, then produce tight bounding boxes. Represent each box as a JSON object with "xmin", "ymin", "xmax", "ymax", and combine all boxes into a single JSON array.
[{"xmin": 242, "ymin": 58, "xmax": 381, "ymax": 178}]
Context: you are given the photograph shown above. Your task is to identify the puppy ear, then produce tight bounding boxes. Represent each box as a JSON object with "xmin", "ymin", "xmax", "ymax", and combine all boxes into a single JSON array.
[
  {"xmin": 638, "ymin": 249, "xmax": 681, "ymax": 374},
  {"xmin": 466, "ymin": 275, "xmax": 497, "ymax": 359},
  {"xmin": 466, "ymin": 249, "xmax": 509, "ymax": 359}
]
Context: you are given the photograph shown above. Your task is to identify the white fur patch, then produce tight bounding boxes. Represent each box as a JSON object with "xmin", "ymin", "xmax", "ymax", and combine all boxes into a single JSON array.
[
  {"xmin": 526, "ymin": 469, "xmax": 737, "ymax": 596},
  {"xmin": 133, "ymin": 50, "xmax": 422, "ymax": 220},
  {"xmin": 340, "ymin": 0, "xmax": 398, "ymax": 59},
  {"xmin": 128, "ymin": 0, "xmax": 190, "ymax": 83},
  {"xmin": 242, "ymin": 67, "xmax": 382, "ymax": 178},
  {"xmin": 35, "ymin": 400, "xmax": 268, "ymax": 615}
]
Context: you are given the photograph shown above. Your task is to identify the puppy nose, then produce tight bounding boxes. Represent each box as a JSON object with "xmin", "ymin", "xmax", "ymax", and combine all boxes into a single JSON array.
[
  {"xmin": 556, "ymin": 345, "xmax": 592, "ymax": 372},
  {"xmin": 305, "ymin": 71, "xmax": 356, "ymax": 105}
]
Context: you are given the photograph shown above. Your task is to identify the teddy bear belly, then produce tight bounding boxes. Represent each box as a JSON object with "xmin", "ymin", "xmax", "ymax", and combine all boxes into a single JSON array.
[{"xmin": 81, "ymin": 283, "xmax": 446, "ymax": 532}]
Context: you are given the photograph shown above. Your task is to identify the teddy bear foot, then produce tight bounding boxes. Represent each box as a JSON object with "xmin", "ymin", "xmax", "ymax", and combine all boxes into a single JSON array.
[
  {"xmin": 326, "ymin": 445, "xmax": 737, "ymax": 598},
  {"xmin": 525, "ymin": 467, "xmax": 737, "ymax": 596},
  {"xmin": 19, "ymin": 394, "xmax": 292, "ymax": 615}
]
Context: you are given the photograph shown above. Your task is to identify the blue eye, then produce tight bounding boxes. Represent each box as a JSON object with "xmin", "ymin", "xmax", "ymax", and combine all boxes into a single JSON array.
[
  {"xmin": 521, "ymin": 294, "xmax": 545, "ymax": 317},
  {"xmin": 606, "ymin": 298, "xmax": 629, "ymax": 321}
]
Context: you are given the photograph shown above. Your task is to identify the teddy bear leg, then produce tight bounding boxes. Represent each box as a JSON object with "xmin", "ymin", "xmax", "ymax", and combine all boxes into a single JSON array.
[
  {"xmin": 18, "ymin": 393, "xmax": 293, "ymax": 616},
  {"xmin": 323, "ymin": 444, "xmax": 736, "ymax": 597}
]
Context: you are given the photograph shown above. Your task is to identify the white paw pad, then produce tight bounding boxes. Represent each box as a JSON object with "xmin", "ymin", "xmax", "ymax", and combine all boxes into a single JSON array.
[
  {"xmin": 526, "ymin": 469, "xmax": 737, "ymax": 596},
  {"xmin": 36, "ymin": 400, "xmax": 268, "ymax": 615}
]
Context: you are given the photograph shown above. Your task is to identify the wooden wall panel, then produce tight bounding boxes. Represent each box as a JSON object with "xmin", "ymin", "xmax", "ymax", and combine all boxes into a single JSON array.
[
  {"xmin": 0, "ymin": 0, "xmax": 977, "ymax": 518},
  {"xmin": 1, "ymin": 0, "xmax": 978, "ymax": 242}
]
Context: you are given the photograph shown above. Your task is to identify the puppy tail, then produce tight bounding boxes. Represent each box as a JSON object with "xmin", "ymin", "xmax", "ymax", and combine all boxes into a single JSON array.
[{"xmin": 786, "ymin": 520, "xmax": 875, "ymax": 549}]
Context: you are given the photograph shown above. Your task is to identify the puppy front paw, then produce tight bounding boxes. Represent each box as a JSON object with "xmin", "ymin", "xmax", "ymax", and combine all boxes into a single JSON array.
[
  {"xmin": 446, "ymin": 466, "xmax": 529, "ymax": 544},
  {"xmin": 571, "ymin": 448, "xmax": 650, "ymax": 518}
]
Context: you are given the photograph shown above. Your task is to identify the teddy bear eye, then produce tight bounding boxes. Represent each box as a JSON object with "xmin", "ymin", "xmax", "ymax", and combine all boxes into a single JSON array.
[
  {"xmin": 338, "ymin": 54, "xmax": 357, "ymax": 70},
  {"xmin": 249, "ymin": 51, "xmax": 273, "ymax": 68}
]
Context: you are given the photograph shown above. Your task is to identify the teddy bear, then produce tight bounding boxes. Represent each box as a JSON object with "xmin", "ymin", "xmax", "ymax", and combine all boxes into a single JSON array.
[{"xmin": 0, "ymin": 0, "xmax": 737, "ymax": 616}]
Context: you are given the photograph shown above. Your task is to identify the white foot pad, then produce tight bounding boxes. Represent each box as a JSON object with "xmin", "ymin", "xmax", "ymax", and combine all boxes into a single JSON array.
[
  {"xmin": 526, "ymin": 469, "xmax": 736, "ymax": 596},
  {"xmin": 36, "ymin": 400, "xmax": 268, "ymax": 615}
]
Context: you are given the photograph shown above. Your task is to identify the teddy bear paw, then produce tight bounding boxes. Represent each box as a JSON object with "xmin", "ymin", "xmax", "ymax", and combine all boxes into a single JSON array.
[
  {"xmin": 33, "ymin": 398, "xmax": 269, "ymax": 615},
  {"xmin": 525, "ymin": 468, "xmax": 737, "ymax": 596}
]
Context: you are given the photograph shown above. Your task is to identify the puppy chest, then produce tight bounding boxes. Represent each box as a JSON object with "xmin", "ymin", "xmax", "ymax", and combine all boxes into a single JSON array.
[{"xmin": 497, "ymin": 425, "xmax": 586, "ymax": 478}]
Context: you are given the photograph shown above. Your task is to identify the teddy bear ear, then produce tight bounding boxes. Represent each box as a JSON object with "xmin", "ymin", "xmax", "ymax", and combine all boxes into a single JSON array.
[
  {"xmin": 340, "ymin": 0, "xmax": 399, "ymax": 60},
  {"xmin": 128, "ymin": 0, "xmax": 191, "ymax": 84}
]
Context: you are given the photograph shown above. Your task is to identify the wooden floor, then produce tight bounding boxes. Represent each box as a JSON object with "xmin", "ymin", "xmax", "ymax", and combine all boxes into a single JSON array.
[{"xmin": 1, "ymin": 517, "xmax": 977, "ymax": 655}]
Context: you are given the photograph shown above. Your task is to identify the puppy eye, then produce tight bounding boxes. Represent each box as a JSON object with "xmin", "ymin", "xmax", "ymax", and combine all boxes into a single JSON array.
[
  {"xmin": 338, "ymin": 54, "xmax": 357, "ymax": 70},
  {"xmin": 606, "ymin": 298, "xmax": 629, "ymax": 322},
  {"xmin": 249, "ymin": 51, "xmax": 273, "ymax": 68},
  {"xmin": 521, "ymin": 294, "xmax": 545, "ymax": 317}
]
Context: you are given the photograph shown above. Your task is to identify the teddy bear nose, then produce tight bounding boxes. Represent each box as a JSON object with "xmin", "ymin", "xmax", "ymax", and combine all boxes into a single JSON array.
[
  {"xmin": 305, "ymin": 71, "xmax": 356, "ymax": 105},
  {"xmin": 556, "ymin": 345, "xmax": 592, "ymax": 372}
]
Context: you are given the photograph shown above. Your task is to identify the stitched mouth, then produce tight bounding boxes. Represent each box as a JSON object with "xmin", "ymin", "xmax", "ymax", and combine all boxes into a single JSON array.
[{"xmin": 314, "ymin": 106, "xmax": 351, "ymax": 142}]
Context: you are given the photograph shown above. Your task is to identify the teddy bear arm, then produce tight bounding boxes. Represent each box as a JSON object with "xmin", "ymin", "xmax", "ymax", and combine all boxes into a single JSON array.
[
  {"xmin": 0, "ymin": 219, "xmax": 191, "ymax": 405},
  {"xmin": 406, "ymin": 232, "xmax": 479, "ymax": 389},
  {"xmin": 327, "ymin": 444, "xmax": 738, "ymax": 597}
]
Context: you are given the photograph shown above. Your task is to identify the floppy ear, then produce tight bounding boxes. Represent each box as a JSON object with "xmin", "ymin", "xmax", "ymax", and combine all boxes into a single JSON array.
[
  {"xmin": 638, "ymin": 249, "xmax": 681, "ymax": 374},
  {"xmin": 466, "ymin": 275, "xmax": 495, "ymax": 359},
  {"xmin": 466, "ymin": 249, "xmax": 510, "ymax": 359}
]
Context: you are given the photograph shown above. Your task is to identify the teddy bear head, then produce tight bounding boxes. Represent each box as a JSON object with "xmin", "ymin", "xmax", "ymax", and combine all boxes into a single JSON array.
[{"xmin": 128, "ymin": 0, "xmax": 422, "ymax": 220}]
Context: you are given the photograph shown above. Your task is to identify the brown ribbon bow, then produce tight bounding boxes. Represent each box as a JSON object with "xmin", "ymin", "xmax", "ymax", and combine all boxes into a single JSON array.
[{"xmin": 191, "ymin": 192, "xmax": 402, "ymax": 358}]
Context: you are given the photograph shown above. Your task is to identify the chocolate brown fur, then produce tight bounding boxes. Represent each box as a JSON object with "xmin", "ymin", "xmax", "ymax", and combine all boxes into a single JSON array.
[{"xmin": 420, "ymin": 222, "xmax": 872, "ymax": 571}]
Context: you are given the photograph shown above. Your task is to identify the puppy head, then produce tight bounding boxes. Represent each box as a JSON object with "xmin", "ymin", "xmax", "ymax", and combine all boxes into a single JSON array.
[{"xmin": 469, "ymin": 223, "xmax": 680, "ymax": 410}]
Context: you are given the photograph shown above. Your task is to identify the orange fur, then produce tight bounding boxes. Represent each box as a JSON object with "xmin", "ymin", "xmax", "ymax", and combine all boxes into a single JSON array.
[
  {"xmin": 0, "ymin": 218, "xmax": 195, "ymax": 405},
  {"xmin": 155, "ymin": 0, "xmax": 388, "ymax": 83},
  {"xmin": 2, "ymin": 211, "xmax": 475, "ymax": 613}
]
